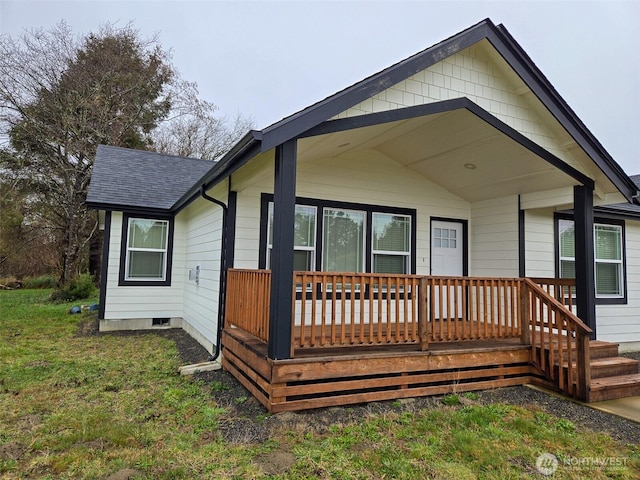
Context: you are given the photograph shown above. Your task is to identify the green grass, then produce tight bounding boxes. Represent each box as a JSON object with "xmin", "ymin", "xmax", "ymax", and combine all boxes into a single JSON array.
[{"xmin": 1, "ymin": 289, "xmax": 639, "ymax": 479}]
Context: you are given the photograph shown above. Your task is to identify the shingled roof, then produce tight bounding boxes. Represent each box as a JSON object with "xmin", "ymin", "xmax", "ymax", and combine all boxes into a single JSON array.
[
  {"xmin": 86, "ymin": 145, "xmax": 214, "ymax": 213},
  {"xmin": 596, "ymin": 175, "xmax": 640, "ymax": 219}
]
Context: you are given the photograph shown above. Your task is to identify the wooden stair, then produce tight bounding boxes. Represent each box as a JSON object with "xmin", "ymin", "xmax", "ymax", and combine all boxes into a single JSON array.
[{"xmin": 558, "ymin": 341, "xmax": 640, "ymax": 402}]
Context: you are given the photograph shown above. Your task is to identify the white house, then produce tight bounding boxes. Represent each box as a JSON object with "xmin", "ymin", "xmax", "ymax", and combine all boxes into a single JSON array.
[{"xmin": 87, "ymin": 19, "xmax": 640, "ymax": 411}]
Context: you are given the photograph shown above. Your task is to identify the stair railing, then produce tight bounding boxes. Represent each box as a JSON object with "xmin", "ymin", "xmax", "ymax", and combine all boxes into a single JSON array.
[{"xmin": 522, "ymin": 279, "xmax": 592, "ymax": 400}]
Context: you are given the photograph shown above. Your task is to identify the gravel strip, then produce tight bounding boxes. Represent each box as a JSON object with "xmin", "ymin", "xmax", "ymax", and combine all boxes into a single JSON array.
[{"xmin": 97, "ymin": 323, "xmax": 640, "ymax": 446}]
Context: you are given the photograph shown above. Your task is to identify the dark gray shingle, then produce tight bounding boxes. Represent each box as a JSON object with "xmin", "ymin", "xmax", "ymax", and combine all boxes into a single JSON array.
[{"xmin": 86, "ymin": 145, "xmax": 214, "ymax": 211}]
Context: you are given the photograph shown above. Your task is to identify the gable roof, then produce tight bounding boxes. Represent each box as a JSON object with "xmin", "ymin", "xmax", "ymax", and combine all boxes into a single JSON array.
[
  {"xmin": 86, "ymin": 145, "xmax": 213, "ymax": 213},
  {"xmin": 87, "ymin": 18, "xmax": 639, "ymax": 214}
]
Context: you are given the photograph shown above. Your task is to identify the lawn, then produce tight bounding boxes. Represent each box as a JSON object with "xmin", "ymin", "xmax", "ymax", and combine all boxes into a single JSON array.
[{"xmin": 1, "ymin": 289, "xmax": 638, "ymax": 479}]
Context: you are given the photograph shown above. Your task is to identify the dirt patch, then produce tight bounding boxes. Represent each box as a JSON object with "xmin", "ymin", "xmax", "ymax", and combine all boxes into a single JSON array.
[
  {"xmin": 0, "ymin": 442, "xmax": 27, "ymax": 461},
  {"xmin": 104, "ymin": 469, "xmax": 143, "ymax": 480},
  {"xmin": 254, "ymin": 448, "xmax": 297, "ymax": 475}
]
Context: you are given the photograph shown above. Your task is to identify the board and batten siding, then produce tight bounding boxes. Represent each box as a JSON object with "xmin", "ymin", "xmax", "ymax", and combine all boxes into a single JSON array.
[
  {"xmin": 332, "ymin": 40, "xmax": 584, "ymax": 175},
  {"xmin": 180, "ymin": 183, "xmax": 227, "ymax": 352},
  {"xmin": 469, "ymin": 195, "xmax": 519, "ymax": 277},
  {"xmin": 103, "ymin": 211, "xmax": 184, "ymax": 320}
]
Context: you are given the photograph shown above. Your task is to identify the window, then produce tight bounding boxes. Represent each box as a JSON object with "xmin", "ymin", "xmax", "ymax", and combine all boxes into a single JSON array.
[
  {"xmin": 267, "ymin": 204, "xmax": 317, "ymax": 270},
  {"xmin": 372, "ymin": 213, "xmax": 411, "ymax": 274},
  {"xmin": 322, "ymin": 208, "xmax": 365, "ymax": 272},
  {"xmin": 262, "ymin": 195, "xmax": 415, "ymax": 274},
  {"xmin": 557, "ymin": 217, "xmax": 625, "ymax": 301},
  {"xmin": 119, "ymin": 215, "xmax": 173, "ymax": 286}
]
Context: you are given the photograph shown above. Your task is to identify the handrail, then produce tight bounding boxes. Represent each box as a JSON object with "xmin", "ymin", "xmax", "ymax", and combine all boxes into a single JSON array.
[
  {"xmin": 531, "ymin": 277, "xmax": 576, "ymax": 312},
  {"xmin": 523, "ymin": 278, "xmax": 591, "ymax": 400}
]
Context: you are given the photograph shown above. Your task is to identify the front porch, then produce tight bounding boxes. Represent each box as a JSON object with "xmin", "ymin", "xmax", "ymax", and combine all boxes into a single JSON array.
[{"xmin": 220, "ymin": 269, "xmax": 629, "ymax": 413}]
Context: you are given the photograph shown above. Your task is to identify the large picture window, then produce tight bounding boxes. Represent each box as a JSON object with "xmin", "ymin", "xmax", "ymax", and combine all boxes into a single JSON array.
[
  {"xmin": 119, "ymin": 215, "xmax": 173, "ymax": 286},
  {"xmin": 557, "ymin": 217, "xmax": 625, "ymax": 302},
  {"xmin": 262, "ymin": 195, "xmax": 415, "ymax": 274}
]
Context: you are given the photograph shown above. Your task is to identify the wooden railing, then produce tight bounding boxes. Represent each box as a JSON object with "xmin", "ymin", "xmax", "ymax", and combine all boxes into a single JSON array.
[
  {"xmin": 225, "ymin": 269, "xmax": 271, "ymax": 342},
  {"xmin": 224, "ymin": 269, "xmax": 591, "ymax": 400},
  {"xmin": 532, "ymin": 278, "xmax": 576, "ymax": 312},
  {"xmin": 425, "ymin": 277, "xmax": 522, "ymax": 342},
  {"xmin": 523, "ymin": 278, "xmax": 591, "ymax": 400},
  {"xmin": 291, "ymin": 272, "xmax": 424, "ymax": 349}
]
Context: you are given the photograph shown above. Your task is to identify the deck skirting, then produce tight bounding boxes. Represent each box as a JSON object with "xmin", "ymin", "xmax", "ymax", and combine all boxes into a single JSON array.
[{"xmin": 222, "ymin": 327, "xmax": 535, "ymax": 412}]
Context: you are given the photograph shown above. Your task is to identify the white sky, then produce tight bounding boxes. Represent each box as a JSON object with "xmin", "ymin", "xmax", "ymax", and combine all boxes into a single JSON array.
[{"xmin": 1, "ymin": 0, "xmax": 639, "ymax": 174}]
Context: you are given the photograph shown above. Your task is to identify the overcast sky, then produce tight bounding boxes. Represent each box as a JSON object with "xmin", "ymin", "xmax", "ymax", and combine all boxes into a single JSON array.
[{"xmin": 1, "ymin": 0, "xmax": 638, "ymax": 174}]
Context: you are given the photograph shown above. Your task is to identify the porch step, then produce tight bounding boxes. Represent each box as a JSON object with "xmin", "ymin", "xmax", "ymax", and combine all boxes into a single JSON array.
[
  {"xmin": 589, "ymin": 373, "xmax": 640, "ymax": 402},
  {"xmin": 560, "ymin": 356, "xmax": 639, "ymax": 379},
  {"xmin": 589, "ymin": 341, "xmax": 621, "ymax": 360},
  {"xmin": 590, "ymin": 357, "xmax": 640, "ymax": 379}
]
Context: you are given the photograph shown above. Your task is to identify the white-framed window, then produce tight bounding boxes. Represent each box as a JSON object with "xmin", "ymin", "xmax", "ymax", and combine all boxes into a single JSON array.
[
  {"xmin": 372, "ymin": 213, "xmax": 411, "ymax": 274},
  {"xmin": 124, "ymin": 218, "xmax": 170, "ymax": 281},
  {"xmin": 558, "ymin": 218, "xmax": 625, "ymax": 299},
  {"xmin": 267, "ymin": 203, "xmax": 317, "ymax": 271}
]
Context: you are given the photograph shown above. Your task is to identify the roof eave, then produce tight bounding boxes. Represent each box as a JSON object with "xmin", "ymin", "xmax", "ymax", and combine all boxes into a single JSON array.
[
  {"xmin": 171, "ymin": 130, "xmax": 263, "ymax": 212},
  {"xmin": 493, "ymin": 23, "xmax": 639, "ymax": 203}
]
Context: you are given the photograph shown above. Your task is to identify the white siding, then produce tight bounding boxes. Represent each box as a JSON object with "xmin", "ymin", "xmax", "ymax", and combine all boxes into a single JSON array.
[
  {"xmin": 180, "ymin": 182, "xmax": 228, "ymax": 350},
  {"xmin": 104, "ymin": 211, "xmax": 184, "ymax": 319},
  {"xmin": 524, "ymin": 208, "xmax": 555, "ymax": 277},
  {"xmin": 522, "ymin": 209, "xmax": 640, "ymax": 345},
  {"xmin": 469, "ymin": 195, "xmax": 519, "ymax": 277},
  {"xmin": 597, "ymin": 219, "xmax": 640, "ymax": 344}
]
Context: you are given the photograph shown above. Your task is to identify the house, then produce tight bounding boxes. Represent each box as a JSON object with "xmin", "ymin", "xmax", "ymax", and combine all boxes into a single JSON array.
[{"xmin": 86, "ymin": 18, "xmax": 640, "ymax": 412}]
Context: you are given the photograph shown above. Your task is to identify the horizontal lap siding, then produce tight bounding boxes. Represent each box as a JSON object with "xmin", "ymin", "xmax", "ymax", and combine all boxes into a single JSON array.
[
  {"xmin": 470, "ymin": 196, "xmax": 519, "ymax": 277},
  {"xmin": 232, "ymin": 151, "xmax": 471, "ymax": 274},
  {"xmin": 596, "ymin": 219, "xmax": 640, "ymax": 343},
  {"xmin": 104, "ymin": 211, "xmax": 184, "ymax": 319},
  {"xmin": 524, "ymin": 208, "xmax": 555, "ymax": 277},
  {"xmin": 523, "ymin": 209, "xmax": 640, "ymax": 344},
  {"xmin": 181, "ymin": 183, "xmax": 227, "ymax": 347}
]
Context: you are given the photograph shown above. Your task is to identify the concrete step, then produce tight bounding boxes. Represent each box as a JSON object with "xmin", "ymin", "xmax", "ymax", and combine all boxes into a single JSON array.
[{"xmin": 589, "ymin": 373, "xmax": 640, "ymax": 402}]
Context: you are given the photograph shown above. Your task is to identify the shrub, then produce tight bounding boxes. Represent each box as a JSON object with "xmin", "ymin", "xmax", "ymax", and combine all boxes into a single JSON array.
[
  {"xmin": 50, "ymin": 274, "xmax": 97, "ymax": 302},
  {"xmin": 23, "ymin": 275, "xmax": 58, "ymax": 289}
]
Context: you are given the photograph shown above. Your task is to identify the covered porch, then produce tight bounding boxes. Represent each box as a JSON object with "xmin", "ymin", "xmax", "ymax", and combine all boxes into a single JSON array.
[{"xmin": 222, "ymin": 269, "xmax": 596, "ymax": 412}]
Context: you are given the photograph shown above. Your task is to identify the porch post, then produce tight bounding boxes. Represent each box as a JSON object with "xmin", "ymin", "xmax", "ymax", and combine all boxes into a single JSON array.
[
  {"xmin": 573, "ymin": 185, "xmax": 596, "ymax": 339},
  {"xmin": 268, "ymin": 140, "xmax": 297, "ymax": 359}
]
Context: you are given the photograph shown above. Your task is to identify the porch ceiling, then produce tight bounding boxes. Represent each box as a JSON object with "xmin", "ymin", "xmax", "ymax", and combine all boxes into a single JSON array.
[{"xmin": 297, "ymin": 109, "xmax": 578, "ymax": 202}]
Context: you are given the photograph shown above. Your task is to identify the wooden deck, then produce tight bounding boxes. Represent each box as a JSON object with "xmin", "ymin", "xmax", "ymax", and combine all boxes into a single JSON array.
[
  {"xmin": 222, "ymin": 326, "xmax": 535, "ymax": 412},
  {"xmin": 222, "ymin": 270, "xmax": 640, "ymax": 411}
]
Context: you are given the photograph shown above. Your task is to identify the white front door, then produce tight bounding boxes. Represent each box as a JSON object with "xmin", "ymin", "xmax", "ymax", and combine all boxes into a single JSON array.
[
  {"xmin": 431, "ymin": 220, "xmax": 464, "ymax": 276},
  {"xmin": 431, "ymin": 220, "xmax": 465, "ymax": 320}
]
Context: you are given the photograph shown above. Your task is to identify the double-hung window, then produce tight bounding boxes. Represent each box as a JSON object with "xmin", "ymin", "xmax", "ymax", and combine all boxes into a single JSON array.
[
  {"xmin": 267, "ymin": 204, "xmax": 317, "ymax": 271},
  {"xmin": 263, "ymin": 195, "xmax": 415, "ymax": 274},
  {"xmin": 557, "ymin": 217, "xmax": 625, "ymax": 302},
  {"xmin": 120, "ymin": 215, "xmax": 173, "ymax": 286},
  {"xmin": 372, "ymin": 213, "xmax": 411, "ymax": 274}
]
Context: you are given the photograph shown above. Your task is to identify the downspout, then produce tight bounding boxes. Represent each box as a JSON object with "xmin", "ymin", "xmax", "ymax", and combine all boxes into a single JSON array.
[{"xmin": 200, "ymin": 184, "xmax": 228, "ymax": 363}]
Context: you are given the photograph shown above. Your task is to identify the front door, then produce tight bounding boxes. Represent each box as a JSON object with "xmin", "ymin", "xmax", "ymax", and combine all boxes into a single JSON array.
[
  {"xmin": 431, "ymin": 220, "xmax": 464, "ymax": 276},
  {"xmin": 431, "ymin": 220, "xmax": 465, "ymax": 319}
]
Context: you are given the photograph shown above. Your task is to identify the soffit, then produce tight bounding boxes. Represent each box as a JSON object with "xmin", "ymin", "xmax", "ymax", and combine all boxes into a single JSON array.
[{"xmin": 297, "ymin": 109, "xmax": 577, "ymax": 203}]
